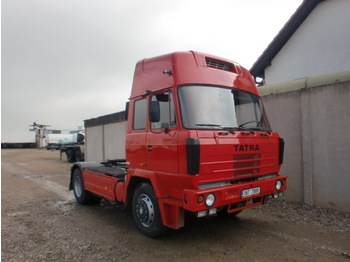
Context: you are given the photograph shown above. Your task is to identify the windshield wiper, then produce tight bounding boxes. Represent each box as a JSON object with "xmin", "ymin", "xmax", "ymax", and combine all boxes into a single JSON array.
[
  {"xmin": 195, "ymin": 124, "xmax": 222, "ymax": 128},
  {"xmin": 247, "ymin": 127, "xmax": 272, "ymax": 132},
  {"xmin": 222, "ymin": 126, "xmax": 272, "ymax": 133},
  {"xmin": 195, "ymin": 124, "xmax": 272, "ymax": 132},
  {"xmin": 222, "ymin": 126, "xmax": 248, "ymax": 131}
]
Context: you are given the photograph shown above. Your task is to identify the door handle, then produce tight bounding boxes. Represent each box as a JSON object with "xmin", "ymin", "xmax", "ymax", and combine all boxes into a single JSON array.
[{"xmin": 147, "ymin": 146, "xmax": 153, "ymax": 152}]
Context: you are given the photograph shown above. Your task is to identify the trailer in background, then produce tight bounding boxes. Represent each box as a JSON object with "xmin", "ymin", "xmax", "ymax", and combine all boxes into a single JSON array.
[
  {"xmin": 60, "ymin": 144, "xmax": 84, "ymax": 162},
  {"xmin": 45, "ymin": 132, "xmax": 85, "ymax": 162}
]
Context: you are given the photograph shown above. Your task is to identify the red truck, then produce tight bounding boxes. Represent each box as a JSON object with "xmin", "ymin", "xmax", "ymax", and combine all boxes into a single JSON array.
[{"xmin": 69, "ymin": 51, "xmax": 287, "ymax": 238}]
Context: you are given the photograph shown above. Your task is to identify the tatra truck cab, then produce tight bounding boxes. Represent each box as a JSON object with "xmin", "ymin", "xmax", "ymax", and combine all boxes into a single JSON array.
[{"xmin": 69, "ymin": 51, "xmax": 287, "ymax": 238}]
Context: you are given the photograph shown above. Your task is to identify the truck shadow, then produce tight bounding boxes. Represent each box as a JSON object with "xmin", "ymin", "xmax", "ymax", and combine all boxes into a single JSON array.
[
  {"xmin": 79, "ymin": 199, "xmax": 273, "ymax": 242},
  {"xmin": 169, "ymin": 211, "xmax": 269, "ymax": 240}
]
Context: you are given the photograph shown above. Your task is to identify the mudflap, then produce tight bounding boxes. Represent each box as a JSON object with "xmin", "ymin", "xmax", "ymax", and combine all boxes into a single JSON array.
[{"xmin": 158, "ymin": 198, "xmax": 185, "ymax": 229}]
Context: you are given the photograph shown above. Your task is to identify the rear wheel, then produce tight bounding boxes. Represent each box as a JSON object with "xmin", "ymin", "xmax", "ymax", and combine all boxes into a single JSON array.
[
  {"xmin": 72, "ymin": 168, "xmax": 93, "ymax": 205},
  {"xmin": 132, "ymin": 183, "xmax": 166, "ymax": 238},
  {"xmin": 75, "ymin": 148, "xmax": 82, "ymax": 161},
  {"xmin": 66, "ymin": 148, "xmax": 76, "ymax": 162}
]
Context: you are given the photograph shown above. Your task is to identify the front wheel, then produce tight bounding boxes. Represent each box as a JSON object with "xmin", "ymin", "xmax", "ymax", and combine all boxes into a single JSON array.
[
  {"xmin": 72, "ymin": 168, "xmax": 93, "ymax": 205},
  {"xmin": 132, "ymin": 183, "xmax": 166, "ymax": 238}
]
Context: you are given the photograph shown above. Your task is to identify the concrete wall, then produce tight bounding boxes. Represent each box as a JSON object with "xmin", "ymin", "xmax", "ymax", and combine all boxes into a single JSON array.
[
  {"xmin": 85, "ymin": 121, "xmax": 127, "ymax": 162},
  {"xmin": 85, "ymin": 125, "xmax": 104, "ymax": 162},
  {"xmin": 260, "ymin": 74, "xmax": 350, "ymax": 211},
  {"xmin": 265, "ymin": 0, "xmax": 350, "ymax": 85}
]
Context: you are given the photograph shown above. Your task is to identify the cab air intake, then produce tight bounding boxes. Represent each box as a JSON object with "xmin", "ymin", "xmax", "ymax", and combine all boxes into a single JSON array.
[{"xmin": 205, "ymin": 58, "xmax": 236, "ymax": 73}]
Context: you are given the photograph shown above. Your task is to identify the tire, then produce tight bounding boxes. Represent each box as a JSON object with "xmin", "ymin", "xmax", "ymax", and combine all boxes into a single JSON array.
[
  {"xmin": 132, "ymin": 183, "xmax": 166, "ymax": 238},
  {"xmin": 66, "ymin": 149, "xmax": 76, "ymax": 163},
  {"xmin": 72, "ymin": 168, "xmax": 93, "ymax": 205},
  {"xmin": 75, "ymin": 148, "xmax": 82, "ymax": 161}
]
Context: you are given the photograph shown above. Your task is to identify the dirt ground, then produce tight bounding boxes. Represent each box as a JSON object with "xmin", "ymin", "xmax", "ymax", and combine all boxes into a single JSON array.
[{"xmin": 1, "ymin": 149, "xmax": 350, "ymax": 262}]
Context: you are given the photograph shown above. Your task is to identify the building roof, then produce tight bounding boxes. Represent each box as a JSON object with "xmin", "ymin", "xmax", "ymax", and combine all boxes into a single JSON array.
[
  {"xmin": 250, "ymin": 0, "xmax": 325, "ymax": 80},
  {"xmin": 84, "ymin": 111, "xmax": 127, "ymax": 128},
  {"xmin": 258, "ymin": 70, "xmax": 350, "ymax": 96}
]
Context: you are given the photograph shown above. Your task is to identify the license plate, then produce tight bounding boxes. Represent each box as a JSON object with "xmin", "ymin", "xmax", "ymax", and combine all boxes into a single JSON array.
[{"xmin": 241, "ymin": 187, "xmax": 260, "ymax": 198}]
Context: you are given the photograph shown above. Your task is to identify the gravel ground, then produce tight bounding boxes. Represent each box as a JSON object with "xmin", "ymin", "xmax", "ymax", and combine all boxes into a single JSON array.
[
  {"xmin": 2, "ymin": 149, "xmax": 350, "ymax": 261},
  {"xmin": 257, "ymin": 199, "xmax": 350, "ymax": 234}
]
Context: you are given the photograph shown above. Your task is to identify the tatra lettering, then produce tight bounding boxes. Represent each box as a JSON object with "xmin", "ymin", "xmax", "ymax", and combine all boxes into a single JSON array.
[{"xmin": 234, "ymin": 144, "xmax": 260, "ymax": 152}]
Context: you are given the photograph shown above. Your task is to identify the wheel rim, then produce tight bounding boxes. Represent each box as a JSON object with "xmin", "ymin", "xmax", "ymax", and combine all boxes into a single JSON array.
[
  {"xmin": 74, "ymin": 175, "xmax": 83, "ymax": 197},
  {"xmin": 135, "ymin": 194, "xmax": 154, "ymax": 227}
]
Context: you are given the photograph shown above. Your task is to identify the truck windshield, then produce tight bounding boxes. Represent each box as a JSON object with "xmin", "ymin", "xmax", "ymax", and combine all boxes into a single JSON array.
[{"xmin": 178, "ymin": 85, "xmax": 271, "ymax": 131}]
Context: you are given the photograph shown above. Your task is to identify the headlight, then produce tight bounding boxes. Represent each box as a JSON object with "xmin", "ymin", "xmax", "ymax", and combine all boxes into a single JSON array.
[
  {"xmin": 275, "ymin": 180, "xmax": 282, "ymax": 191},
  {"xmin": 205, "ymin": 193, "xmax": 216, "ymax": 207}
]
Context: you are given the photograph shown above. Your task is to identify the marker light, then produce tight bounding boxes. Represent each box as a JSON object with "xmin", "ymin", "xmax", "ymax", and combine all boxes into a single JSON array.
[
  {"xmin": 209, "ymin": 208, "xmax": 217, "ymax": 215},
  {"xmin": 197, "ymin": 195, "xmax": 204, "ymax": 204},
  {"xmin": 197, "ymin": 210, "xmax": 207, "ymax": 218}
]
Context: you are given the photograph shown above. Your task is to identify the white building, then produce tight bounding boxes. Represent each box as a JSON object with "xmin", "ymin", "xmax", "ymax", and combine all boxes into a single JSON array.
[{"xmin": 251, "ymin": 0, "xmax": 350, "ymax": 85}]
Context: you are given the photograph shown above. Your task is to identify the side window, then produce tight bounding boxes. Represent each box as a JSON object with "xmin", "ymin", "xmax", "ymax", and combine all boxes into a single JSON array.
[
  {"xmin": 133, "ymin": 98, "xmax": 147, "ymax": 130},
  {"xmin": 150, "ymin": 91, "xmax": 176, "ymax": 129}
]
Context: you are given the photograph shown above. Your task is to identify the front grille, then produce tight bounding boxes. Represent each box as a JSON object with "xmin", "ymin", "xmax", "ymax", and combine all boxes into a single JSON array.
[
  {"xmin": 234, "ymin": 153, "xmax": 260, "ymax": 160},
  {"xmin": 233, "ymin": 153, "xmax": 261, "ymax": 177},
  {"xmin": 206, "ymin": 58, "xmax": 235, "ymax": 72},
  {"xmin": 233, "ymin": 168, "xmax": 259, "ymax": 176},
  {"xmin": 234, "ymin": 161, "xmax": 259, "ymax": 169}
]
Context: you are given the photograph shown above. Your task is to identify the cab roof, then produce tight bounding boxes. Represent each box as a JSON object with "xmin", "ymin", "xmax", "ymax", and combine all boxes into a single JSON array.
[{"xmin": 130, "ymin": 51, "xmax": 258, "ymax": 99}]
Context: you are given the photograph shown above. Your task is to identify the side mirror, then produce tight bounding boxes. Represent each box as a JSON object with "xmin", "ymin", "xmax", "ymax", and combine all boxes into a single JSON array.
[
  {"xmin": 156, "ymin": 93, "xmax": 169, "ymax": 102},
  {"xmin": 149, "ymin": 101, "xmax": 160, "ymax": 122}
]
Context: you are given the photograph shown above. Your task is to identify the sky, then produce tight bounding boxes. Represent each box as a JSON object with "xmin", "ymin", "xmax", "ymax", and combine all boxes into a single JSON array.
[{"xmin": 1, "ymin": 0, "xmax": 303, "ymax": 142}]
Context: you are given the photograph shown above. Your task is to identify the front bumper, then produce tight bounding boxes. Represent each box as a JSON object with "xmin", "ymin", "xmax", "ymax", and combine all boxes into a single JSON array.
[{"xmin": 183, "ymin": 175, "xmax": 287, "ymax": 213}]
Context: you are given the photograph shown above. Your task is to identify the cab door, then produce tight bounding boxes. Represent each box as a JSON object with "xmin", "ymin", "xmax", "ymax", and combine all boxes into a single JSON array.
[{"xmin": 146, "ymin": 91, "xmax": 179, "ymax": 173}]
